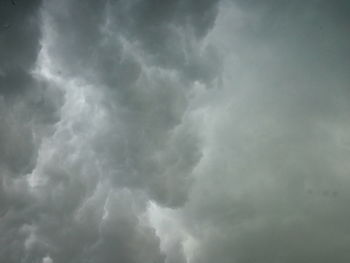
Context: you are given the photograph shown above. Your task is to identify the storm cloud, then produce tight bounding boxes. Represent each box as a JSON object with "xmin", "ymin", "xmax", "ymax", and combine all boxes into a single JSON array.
[{"xmin": 1, "ymin": 0, "xmax": 350, "ymax": 262}]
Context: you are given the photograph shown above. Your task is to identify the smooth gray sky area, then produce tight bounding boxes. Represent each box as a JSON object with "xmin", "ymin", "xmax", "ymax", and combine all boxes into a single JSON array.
[{"xmin": 1, "ymin": 0, "xmax": 350, "ymax": 262}]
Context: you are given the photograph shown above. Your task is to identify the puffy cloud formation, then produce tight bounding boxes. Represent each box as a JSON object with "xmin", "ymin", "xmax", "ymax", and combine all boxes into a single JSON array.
[{"xmin": 1, "ymin": 0, "xmax": 350, "ymax": 262}]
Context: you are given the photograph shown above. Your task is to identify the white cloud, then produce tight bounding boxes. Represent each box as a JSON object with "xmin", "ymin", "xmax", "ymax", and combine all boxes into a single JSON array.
[{"xmin": 42, "ymin": 255, "xmax": 53, "ymax": 263}]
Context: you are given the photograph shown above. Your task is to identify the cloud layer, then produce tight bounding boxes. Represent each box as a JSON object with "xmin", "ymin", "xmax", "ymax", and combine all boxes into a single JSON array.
[{"xmin": 1, "ymin": 0, "xmax": 350, "ymax": 262}]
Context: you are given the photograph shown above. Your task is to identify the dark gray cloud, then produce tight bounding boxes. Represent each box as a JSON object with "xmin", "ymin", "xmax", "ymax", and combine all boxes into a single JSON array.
[
  {"xmin": 1, "ymin": 0, "xmax": 350, "ymax": 263},
  {"xmin": 0, "ymin": 0, "xmax": 41, "ymax": 95},
  {"xmin": 39, "ymin": 0, "xmax": 216, "ymax": 208},
  {"xmin": 0, "ymin": 4, "xmax": 60, "ymax": 255},
  {"xmin": 1, "ymin": 0, "xmax": 219, "ymax": 262}
]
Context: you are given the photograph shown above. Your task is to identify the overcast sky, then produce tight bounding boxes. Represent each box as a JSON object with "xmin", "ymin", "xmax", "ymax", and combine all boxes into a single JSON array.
[{"xmin": 1, "ymin": 0, "xmax": 350, "ymax": 262}]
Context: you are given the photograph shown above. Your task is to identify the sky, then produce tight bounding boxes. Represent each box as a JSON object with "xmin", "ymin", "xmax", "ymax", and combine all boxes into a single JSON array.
[{"xmin": 0, "ymin": 0, "xmax": 350, "ymax": 262}]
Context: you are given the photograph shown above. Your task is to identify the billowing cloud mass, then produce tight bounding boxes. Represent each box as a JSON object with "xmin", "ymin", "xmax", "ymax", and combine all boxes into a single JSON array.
[{"xmin": 1, "ymin": 0, "xmax": 350, "ymax": 262}]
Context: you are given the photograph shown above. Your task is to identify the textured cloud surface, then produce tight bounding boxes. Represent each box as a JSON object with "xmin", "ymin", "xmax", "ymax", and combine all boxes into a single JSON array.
[{"xmin": 1, "ymin": 0, "xmax": 350, "ymax": 262}]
